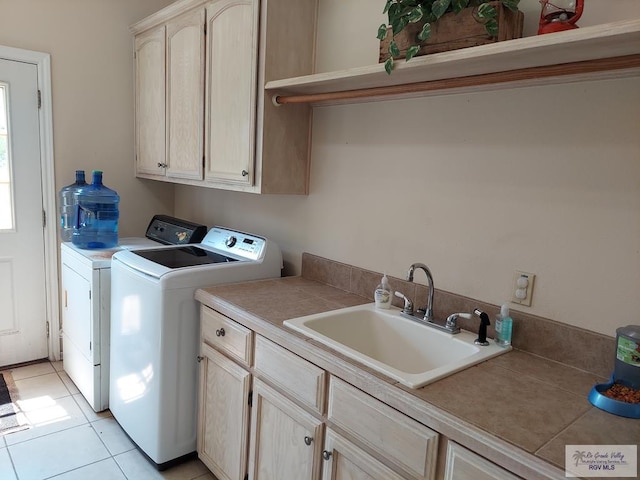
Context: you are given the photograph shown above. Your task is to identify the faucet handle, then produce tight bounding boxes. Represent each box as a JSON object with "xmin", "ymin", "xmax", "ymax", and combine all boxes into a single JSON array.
[
  {"xmin": 446, "ymin": 313, "xmax": 470, "ymax": 331},
  {"xmin": 394, "ymin": 291, "xmax": 414, "ymax": 315}
]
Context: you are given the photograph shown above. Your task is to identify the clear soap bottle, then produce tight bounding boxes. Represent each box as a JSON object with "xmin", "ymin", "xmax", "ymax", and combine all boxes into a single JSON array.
[
  {"xmin": 494, "ymin": 304, "xmax": 512, "ymax": 347},
  {"xmin": 374, "ymin": 274, "xmax": 392, "ymax": 309}
]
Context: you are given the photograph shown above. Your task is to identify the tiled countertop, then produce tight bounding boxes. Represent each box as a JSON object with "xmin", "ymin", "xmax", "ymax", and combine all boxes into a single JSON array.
[{"xmin": 195, "ymin": 276, "xmax": 640, "ymax": 480}]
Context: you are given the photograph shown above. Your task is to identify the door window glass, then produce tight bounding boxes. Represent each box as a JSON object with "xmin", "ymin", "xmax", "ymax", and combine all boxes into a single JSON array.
[{"xmin": 0, "ymin": 84, "xmax": 13, "ymax": 230}]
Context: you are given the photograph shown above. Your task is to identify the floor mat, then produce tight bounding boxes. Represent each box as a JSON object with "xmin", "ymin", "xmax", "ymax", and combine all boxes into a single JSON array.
[{"xmin": 0, "ymin": 371, "xmax": 30, "ymax": 436}]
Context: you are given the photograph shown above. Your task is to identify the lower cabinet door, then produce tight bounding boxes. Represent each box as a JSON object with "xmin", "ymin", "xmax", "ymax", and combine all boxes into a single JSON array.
[
  {"xmin": 321, "ymin": 428, "xmax": 406, "ymax": 480},
  {"xmin": 198, "ymin": 343, "xmax": 251, "ymax": 480},
  {"xmin": 248, "ymin": 378, "xmax": 323, "ymax": 480},
  {"xmin": 443, "ymin": 441, "xmax": 522, "ymax": 480}
]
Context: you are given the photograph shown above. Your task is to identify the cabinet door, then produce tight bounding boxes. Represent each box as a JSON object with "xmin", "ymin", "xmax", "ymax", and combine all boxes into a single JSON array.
[
  {"xmin": 443, "ymin": 442, "xmax": 522, "ymax": 480},
  {"xmin": 166, "ymin": 8, "xmax": 205, "ymax": 180},
  {"xmin": 248, "ymin": 379, "xmax": 323, "ymax": 480},
  {"xmin": 198, "ymin": 342, "xmax": 251, "ymax": 480},
  {"xmin": 322, "ymin": 429, "xmax": 406, "ymax": 480},
  {"xmin": 204, "ymin": 0, "xmax": 259, "ymax": 186},
  {"xmin": 61, "ymin": 263, "xmax": 93, "ymax": 362},
  {"xmin": 134, "ymin": 25, "xmax": 166, "ymax": 177},
  {"xmin": 328, "ymin": 377, "xmax": 438, "ymax": 480}
]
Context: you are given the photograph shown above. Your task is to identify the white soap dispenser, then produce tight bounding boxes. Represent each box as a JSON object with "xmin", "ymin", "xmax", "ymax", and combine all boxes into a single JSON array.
[{"xmin": 374, "ymin": 274, "xmax": 392, "ymax": 309}]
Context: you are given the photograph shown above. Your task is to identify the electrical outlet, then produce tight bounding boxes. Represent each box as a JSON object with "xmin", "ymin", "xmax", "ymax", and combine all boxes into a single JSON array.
[{"xmin": 512, "ymin": 270, "xmax": 535, "ymax": 306}]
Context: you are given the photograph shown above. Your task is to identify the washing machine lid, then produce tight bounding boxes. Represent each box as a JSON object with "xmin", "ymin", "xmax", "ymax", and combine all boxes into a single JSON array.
[{"xmin": 132, "ymin": 245, "xmax": 240, "ymax": 269}]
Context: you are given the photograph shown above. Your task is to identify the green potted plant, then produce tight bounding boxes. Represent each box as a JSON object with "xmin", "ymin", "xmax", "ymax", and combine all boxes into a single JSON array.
[{"xmin": 377, "ymin": 0, "xmax": 521, "ymax": 73}]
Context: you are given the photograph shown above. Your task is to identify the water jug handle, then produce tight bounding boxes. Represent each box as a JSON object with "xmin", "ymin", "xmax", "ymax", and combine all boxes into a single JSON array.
[{"xmin": 73, "ymin": 204, "xmax": 87, "ymax": 229}]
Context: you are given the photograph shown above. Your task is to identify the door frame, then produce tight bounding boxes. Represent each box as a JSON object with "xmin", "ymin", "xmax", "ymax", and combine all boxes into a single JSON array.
[{"xmin": 0, "ymin": 45, "xmax": 59, "ymax": 361}]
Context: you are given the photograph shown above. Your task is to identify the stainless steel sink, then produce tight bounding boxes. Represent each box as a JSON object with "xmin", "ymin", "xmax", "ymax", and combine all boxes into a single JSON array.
[{"xmin": 284, "ymin": 303, "xmax": 510, "ymax": 388}]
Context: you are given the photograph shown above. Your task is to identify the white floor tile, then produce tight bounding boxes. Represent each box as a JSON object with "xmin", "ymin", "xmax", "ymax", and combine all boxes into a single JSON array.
[
  {"xmin": 9, "ymin": 362, "xmax": 55, "ymax": 381},
  {"xmin": 58, "ymin": 370, "xmax": 81, "ymax": 395},
  {"xmin": 47, "ymin": 458, "xmax": 126, "ymax": 480},
  {"xmin": 14, "ymin": 373, "xmax": 70, "ymax": 409},
  {"xmin": 92, "ymin": 417, "xmax": 135, "ymax": 456},
  {"xmin": 0, "ymin": 447, "xmax": 17, "ymax": 480},
  {"xmin": 3, "ymin": 362, "xmax": 216, "ymax": 480},
  {"xmin": 4, "ymin": 395, "xmax": 89, "ymax": 446},
  {"xmin": 8, "ymin": 424, "xmax": 110, "ymax": 480},
  {"xmin": 114, "ymin": 450, "xmax": 209, "ymax": 480},
  {"xmin": 113, "ymin": 449, "xmax": 164, "ymax": 479},
  {"xmin": 72, "ymin": 393, "xmax": 112, "ymax": 423}
]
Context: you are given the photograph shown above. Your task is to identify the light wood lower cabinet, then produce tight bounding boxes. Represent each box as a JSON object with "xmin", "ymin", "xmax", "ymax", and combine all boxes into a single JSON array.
[
  {"xmin": 248, "ymin": 378, "xmax": 324, "ymax": 480},
  {"xmin": 197, "ymin": 342, "xmax": 251, "ymax": 480},
  {"xmin": 197, "ymin": 306, "xmax": 523, "ymax": 480},
  {"xmin": 328, "ymin": 377, "xmax": 439, "ymax": 480},
  {"xmin": 322, "ymin": 428, "xmax": 406, "ymax": 480},
  {"xmin": 441, "ymin": 441, "xmax": 522, "ymax": 480}
]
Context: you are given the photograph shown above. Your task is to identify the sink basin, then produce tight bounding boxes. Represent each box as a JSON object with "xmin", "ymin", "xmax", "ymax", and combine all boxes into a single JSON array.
[{"xmin": 283, "ymin": 303, "xmax": 510, "ymax": 388}]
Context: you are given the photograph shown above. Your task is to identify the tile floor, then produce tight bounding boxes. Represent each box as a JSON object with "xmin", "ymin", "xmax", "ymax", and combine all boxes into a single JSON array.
[{"xmin": 0, "ymin": 361, "xmax": 216, "ymax": 480}]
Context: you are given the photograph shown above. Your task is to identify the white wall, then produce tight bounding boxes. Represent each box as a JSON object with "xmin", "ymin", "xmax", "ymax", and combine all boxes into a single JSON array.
[
  {"xmin": 176, "ymin": 0, "xmax": 640, "ymax": 337},
  {"xmin": 0, "ymin": 0, "xmax": 175, "ymax": 237}
]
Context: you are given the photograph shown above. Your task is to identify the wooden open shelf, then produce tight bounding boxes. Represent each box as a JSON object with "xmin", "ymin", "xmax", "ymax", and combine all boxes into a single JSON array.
[{"xmin": 265, "ymin": 19, "xmax": 640, "ymax": 106}]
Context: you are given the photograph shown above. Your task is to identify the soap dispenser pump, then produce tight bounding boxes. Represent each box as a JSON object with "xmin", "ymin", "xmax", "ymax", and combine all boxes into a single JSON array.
[{"xmin": 374, "ymin": 274, "xmax": 392, "ymax": 309}]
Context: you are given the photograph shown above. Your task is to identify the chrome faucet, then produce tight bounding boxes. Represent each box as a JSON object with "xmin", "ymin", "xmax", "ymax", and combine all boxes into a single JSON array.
[{"xmin": 407, "ymin": 263, "xmax": 434, "ymax": 322}]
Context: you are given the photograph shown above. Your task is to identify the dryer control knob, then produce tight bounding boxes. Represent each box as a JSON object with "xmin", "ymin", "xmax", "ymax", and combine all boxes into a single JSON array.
[{"xmin": 225, "ymin": 236, "xmax": 237, "ymax": 248}]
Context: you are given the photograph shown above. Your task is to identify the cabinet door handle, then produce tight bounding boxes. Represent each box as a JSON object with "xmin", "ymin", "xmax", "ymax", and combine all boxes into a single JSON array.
[
  {"xmin": 304, "ymin": 436, "xmax": 313, "ymax": 446},
  {"xmin": 157, "ymin": 162, "xmax": 167, "ymax": 168},
  {"xmin": 196, "ymin": 355, "xmax": 204, "ymax": 363},
  {"xmin": 215, "ymin": 328, "xmax": 225, "ymax": 337},
  {"xmin": 322, "ymin": 450, "xmax": 332, "ymax": 461},
  {"xmin": 241, "ymin": 169, "xmax": 249, "ymax": 177}
]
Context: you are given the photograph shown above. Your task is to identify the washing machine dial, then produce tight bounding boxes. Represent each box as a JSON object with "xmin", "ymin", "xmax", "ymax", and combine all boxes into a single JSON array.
[{"xmin": 225, "ymin": 236, "xmax": 237, "ymax": 248}]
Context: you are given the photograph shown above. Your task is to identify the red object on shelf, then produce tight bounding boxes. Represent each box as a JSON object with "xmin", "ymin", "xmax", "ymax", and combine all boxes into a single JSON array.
[{"xmin": 538, "ymin": 0, "xmax": 584, "ymax": 35}]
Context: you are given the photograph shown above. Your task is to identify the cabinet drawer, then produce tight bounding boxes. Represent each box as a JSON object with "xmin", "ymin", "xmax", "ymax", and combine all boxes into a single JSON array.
[
  {"xmin": 328, "ymin": 377, "xmax": 438, "ymax": 480},
  {"xmin": 201, "ymin": 306, "xmax": 253, "ymax": 366},
  {"xmin": 254, "ymin": 335, "xmax": 326, "ymax": 414}
]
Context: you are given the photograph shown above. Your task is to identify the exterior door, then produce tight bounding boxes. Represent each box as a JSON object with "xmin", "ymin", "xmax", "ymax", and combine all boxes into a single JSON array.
[{"xmin": 0, "ymin": 58, "xmax": 48, "ymax": 366}]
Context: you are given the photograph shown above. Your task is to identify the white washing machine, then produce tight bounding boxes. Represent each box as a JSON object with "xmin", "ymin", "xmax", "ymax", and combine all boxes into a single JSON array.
[
  {"xmin": 61, "ymin": 216, "xmax": 206, "ymax": 412},
  {"xmin": 109, "ymin": 226, "xmax": 282, "ymax": 468}
]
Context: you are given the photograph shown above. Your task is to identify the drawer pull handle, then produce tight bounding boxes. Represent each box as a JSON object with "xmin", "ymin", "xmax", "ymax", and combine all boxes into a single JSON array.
[
  {"xmin": 215, "ymin": 328, "xmax": 225, "ymax": 337},
  {"xmin": 304, "ymin": 436, "xmax": 313, "ymax": 446},
  {"xmin": 322, "ymin": 450, "xmax": 332, "ymax": 461}
]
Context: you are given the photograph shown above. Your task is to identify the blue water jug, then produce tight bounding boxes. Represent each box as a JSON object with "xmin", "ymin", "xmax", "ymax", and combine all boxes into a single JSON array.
[
  {"xmin": 72, "ymin": 170, "xmax": 120, "ymax": 249},
  {"xmin": 58, "ymin": 170, "xmax": 86, "ymax": 242}
]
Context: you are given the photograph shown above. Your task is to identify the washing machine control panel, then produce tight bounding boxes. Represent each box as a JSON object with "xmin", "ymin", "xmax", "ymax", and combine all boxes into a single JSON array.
[{"xmin": 203, "ymin": 227, "xmax": 267, "ymax": 261}]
